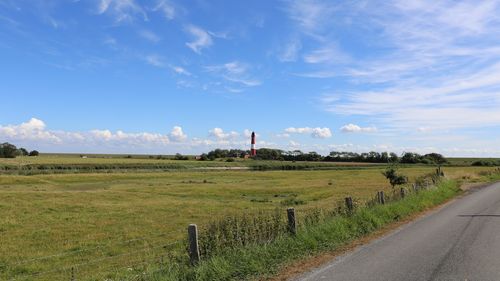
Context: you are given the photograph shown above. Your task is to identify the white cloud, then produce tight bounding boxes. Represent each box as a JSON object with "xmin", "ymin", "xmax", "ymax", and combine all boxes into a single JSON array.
[
  {"xmin": 340, "ymin": 124, "xmax": 377, "ymax": 133},
  {"xmin": 144, "ymin": 55, "xmax": 165, "ymax": 67},
  {"xmin": 276, "ymin": 133, "xmax": 290, "ymax": 138},
  {"xmin": 97, "ymin": 0, "xmax": 147, "ymax": 22},
  {"xmin": 222, "ymin": 61, "xmax": 246, "ymax": 74},
  {"xmin": 169, "ymin": 126, "xmax": 187, "ymax": 142},
  {"xmin": 0, "ymin": 119, "xmax": 266, "ymax": 153},
  {"xmin": 286, "ymin": 0, "xmax": 335, "ymax": 34},
  {"xmin": 153, "ymin": 0, "xmax": 176, "ymax": 20},
  {"xmin": 222, "ymin": 76, "xmax": 261, "ymax": 87},
  {"xmin": 324, "ymin": 62, "xmax": 500, "ymax": 130},
  {"xmin": 208, "ymin": 128, "xmax": 239, "ymax": 140},
  {"xmin": 139, "ymin": 30, "xmax": 160, "ymax": 43},
  {"xmin": 279, "ymin": 39, "xmax": 302, "ymax": 62},
  {"xmin": 0, "ymin": 118, "xmax": 60, "ymax": 143},
  {"xmin": 303, "ymin": 45, "xmax": 349, "ymax": 64},
  {"xmin": 310, "ymin": 1, "xmax": 500, "ymax": 133},
  {"xmin": 224, "ymin": 87, "xmax": 244, "ymax": 93},
  {"xmin": 288, "ymin": 140, "xmax": 300, "ymax": 148},
  {"xmin": 206, "ymin": 61, "xmax": 247, "ymax": 75},
  {"xmin": 243, "ymin": 129, "xmax": 252, "ymax": 138},
  {"xmin": 185, "ymin": 25, "xmax": 213, "ymax": 54},
  {"xmin": 283, "ymin": 0, "xmax": 351, "ymax": 78},
  {"xmin": 171, "ymin": 65, "xmax": 191, "ymax": 76},
  {"xmin": 0, "ymin": 118, "xmax": 172, "ymax": 148},
  {"xmin": 205, "ymin": 61, "xmax": 262, "ymax": 88},
  {"xmin": 88, "ymin": 130, "xmax": 170, "ymax": 145},
  {"xmin": 284, "ymin": 127, "xmax": 332, "ymax": 138}
]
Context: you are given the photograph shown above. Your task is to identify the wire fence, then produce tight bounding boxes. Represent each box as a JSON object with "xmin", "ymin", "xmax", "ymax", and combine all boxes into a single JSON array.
[
  {"xmin": 3, "ymin": 230, "xmax": 186, "ymax": 281},
  {"xmin": 3, "ymin": 167, "xmax": 482, "ymax": 281}
]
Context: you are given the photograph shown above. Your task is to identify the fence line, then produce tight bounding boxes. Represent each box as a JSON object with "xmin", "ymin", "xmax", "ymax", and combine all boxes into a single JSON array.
[
  {"xmin": 87, "ymin": 249, "xmax": 177, "ymax": 280},
  {"xmin": 11, "ymin": 228, "xmax": 184, "ymax": 266},
  {"xmin": 3, "ymin": 219, "xmax": 187, "ymax": 245},
  {"xmin": 9, "ymin": 240, "xmax": 183, "ymax": 280}
]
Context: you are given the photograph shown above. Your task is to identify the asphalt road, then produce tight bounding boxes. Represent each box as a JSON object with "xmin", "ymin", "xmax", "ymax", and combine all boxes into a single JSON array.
[{"xmin": 295, "ymin": 182, "xmax": 500, "ymax": 281}]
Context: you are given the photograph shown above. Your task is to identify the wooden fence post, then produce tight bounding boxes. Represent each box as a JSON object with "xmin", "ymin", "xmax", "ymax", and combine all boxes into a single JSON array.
[
  {"xmin": 400, "ymin": 188, "xmax": 406, "ymax": 199},
  {"xmin": 71, "ymin": 267, "xmax": 75, "ymax": 281},
  {"xmin": 188, "ymin": 224, "xmax": 200, "ymax": 265},
  {"xmin": 377, "ymin": 191, "xmax": 385, "ymax": 205},
  {"xmin": 287, "ymin": 208, "xmax": 297, "ymax": 235},
  {"xmin": 345, "ymin": 197, "xmax": 353, "ymax": 213}
]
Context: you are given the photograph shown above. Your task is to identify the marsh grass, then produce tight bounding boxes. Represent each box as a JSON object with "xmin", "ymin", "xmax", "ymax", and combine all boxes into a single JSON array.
[
  {"xmin": 1, "ymin": 165, "xmax": 498, "ymax": 280},
  {"xmin": 140, "ymin": 179, "xmax": 464, "ymax": 281}
]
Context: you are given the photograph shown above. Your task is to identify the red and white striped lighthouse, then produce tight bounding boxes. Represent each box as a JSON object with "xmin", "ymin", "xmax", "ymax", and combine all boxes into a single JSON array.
[{"xmin": 251, "ymin": 131, "xmax": 256, "ymax": 156}]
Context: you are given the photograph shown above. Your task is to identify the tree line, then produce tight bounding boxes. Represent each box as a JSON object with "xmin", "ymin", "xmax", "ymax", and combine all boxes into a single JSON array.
[
  {"xmin": 0, "ymin": 142, "xmax": 39, "ymax": 158},
  {"xmin": 199, "ymin": 148, "xmax": 448, "ymax": 165}
]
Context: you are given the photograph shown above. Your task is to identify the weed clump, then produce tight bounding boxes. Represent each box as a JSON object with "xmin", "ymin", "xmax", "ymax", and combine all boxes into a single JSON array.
[{"xmin": 198, "ymin": 209, "xmax": 286, "ymax": 258}]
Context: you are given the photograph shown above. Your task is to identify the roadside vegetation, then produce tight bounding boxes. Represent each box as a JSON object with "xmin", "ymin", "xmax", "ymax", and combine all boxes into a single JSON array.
[{"xmin": 143, "ymin": 175, "xmax": 492, "ymax": 281}]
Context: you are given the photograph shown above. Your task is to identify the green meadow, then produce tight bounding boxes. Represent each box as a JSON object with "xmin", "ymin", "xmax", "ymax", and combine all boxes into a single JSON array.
[{"xmin": 0, "ymin": 155, "xmax": 497, "ymax": 280}]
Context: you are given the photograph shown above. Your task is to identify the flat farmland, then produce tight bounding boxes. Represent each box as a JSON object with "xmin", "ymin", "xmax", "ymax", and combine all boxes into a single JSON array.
[
  {"xmin": 0, "ymin": 155, "xmax": 381, "ymax": 176},
  {"xmin": 0, "ymin": 165, "xmax": 494, "ymax": 280}
]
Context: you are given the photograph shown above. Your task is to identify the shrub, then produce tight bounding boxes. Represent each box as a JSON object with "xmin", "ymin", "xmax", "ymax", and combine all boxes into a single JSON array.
[
  {"xmin": 175, "ymin": 153, "xmax": 189, "ymax": 160},
  {"xmin": 382, "ymin": 165, "xmax": 408, "ymax": 188},
  {"xmin": 28, "ymin": 150, "xmax": 39, "ymax": 157},
  {"xmin": 0, "ymin": 143, "xmax": 18, "ymax": 158},
  {"xmin": 472, "ymin": 160, "xmax": 499, "ymax": 167},
  {"xmin": 18, "ymin": 148, "xmax": 29, "ymax": 156}
]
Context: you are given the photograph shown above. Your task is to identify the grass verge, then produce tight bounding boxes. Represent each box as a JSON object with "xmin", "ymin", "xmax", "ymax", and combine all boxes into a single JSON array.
[{"xmin": 144, "ymin": 180, "xmax": 462, "ymax": 281}]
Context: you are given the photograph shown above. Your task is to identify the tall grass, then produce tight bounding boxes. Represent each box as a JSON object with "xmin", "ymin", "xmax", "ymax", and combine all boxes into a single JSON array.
[
  {"xmin": 198, "ymin": 209, "xmax": 287, "ymax": 258},
  {"xmin": 141, "ymin": 179, "xmax": 462, "ymax": 281}
]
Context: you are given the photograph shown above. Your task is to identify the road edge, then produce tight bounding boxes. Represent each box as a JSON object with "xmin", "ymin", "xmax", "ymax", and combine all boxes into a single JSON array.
[{"xmin": 266, "ymin": 180, "xmax": 497, "ymax": 281}]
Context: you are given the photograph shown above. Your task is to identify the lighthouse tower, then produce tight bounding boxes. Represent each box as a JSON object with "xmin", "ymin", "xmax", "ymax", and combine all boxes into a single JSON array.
[{"xmin": 251, "ymin": 132, "xmax": 256, "ymax": 156}]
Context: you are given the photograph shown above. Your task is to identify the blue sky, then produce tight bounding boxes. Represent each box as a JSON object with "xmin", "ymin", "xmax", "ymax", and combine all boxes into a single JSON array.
[{"xmin": 1, "ymin": 0, "xmax": 500, "ymax": 156}]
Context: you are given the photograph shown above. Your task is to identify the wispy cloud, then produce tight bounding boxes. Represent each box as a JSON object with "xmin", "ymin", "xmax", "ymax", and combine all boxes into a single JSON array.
[
  {"xmin": 285, "ymin": 0, "xmax": 336, "ymax": 35},
  {"xmin": 303, "ymin": 44, "xmax": 349, "ymax": 64},
  {"xmin": 279, "ymin": 38, "xmax": 302, "ymax": 62},
  {"xmin": 152, "ymin": 0, "xmax": 177, "ymax": 20},
  {"xmin": 222, "ymin": 76, "xmax": 261, "ymax": 87},
  {"xmin": 184, "ymin": 25, "xmax": 213, "ymax": 54},
  {"xmin": 171, "ymin": 65, "xmax": 191, "ymax": 76},
  {"xmin": 139, "ymin": 29, "xmax": 160, "ymax": 43},
  {"xmin": 309, "ymin": 0, "xmax": 500, "ymax": 134},
  {"xmin": 143, "ymin": 54, "xmax": 165, "ymax": 67},
  {"xmin": 205, "ymin": 61, "xmax": 262, "ymax": 88},
  {"xmin": 283, "ymin": 0, "xmax": 350, "ymax": 74},
  {"xmin": 97, "ymin": 0, "xmax": 147, "ymax": 23}
]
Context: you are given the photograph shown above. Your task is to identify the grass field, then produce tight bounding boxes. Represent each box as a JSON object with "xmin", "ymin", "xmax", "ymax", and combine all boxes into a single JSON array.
[
  {"xmin": 0, "ymin": 156, "xmax": 498, "ymax": 280},
  {"xmin": 0, "ymin": 155, "xmax": 383, "ymax": 176}
]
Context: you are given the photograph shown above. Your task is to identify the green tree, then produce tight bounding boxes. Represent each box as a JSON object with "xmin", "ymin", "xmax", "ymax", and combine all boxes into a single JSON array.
[
  {"xmin": 382, "ymin": 165, "xmax": 408, "ymax": 188},
  {"xmin": 423, "ymin": 153, "xmax": 448, "ymax": 165},
  {"xmin": 0, "ymin": 142, "xmax": 18, "ymax": 158},
  {"xmin": 18, "ymin": 148, "xmax": 29, "ymax": 156},
  {"xmin": 28, "ymin": 150, "xmax": 39, "ymax": 157},
  {"xmin": 174, "ymin": 153, "xmax": 189, "ymax": 160}
]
